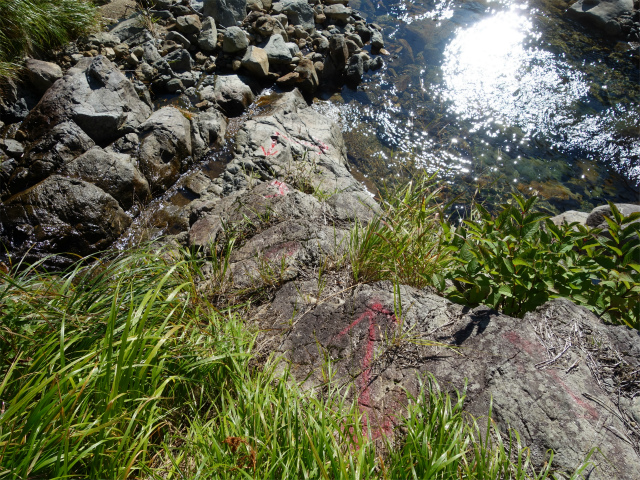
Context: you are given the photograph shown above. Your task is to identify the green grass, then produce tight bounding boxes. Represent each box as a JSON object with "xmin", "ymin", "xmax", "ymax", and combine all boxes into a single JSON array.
[
  {"xmin": 0, "ymin": 245, "xmax": 591, "ymax": 479},
  {"xmin": 0, "ymin": 0, "xmax": 97, "ymax": 78}
]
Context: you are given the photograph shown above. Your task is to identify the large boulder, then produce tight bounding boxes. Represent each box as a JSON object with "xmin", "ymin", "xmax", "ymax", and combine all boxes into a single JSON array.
[
  {"xmin": 262, "ymin": 34, "xmax": 293, "ymax": 65},
  {"xmin": 0, "ymin": 175, "xmax": 131, "ymax": 266},
  {"xmin": 19, "ymin": 56, "xmax": 151, "ymax": 145},
  {"xmin": 198, "ymin": 17, "xmax": 218, "ymax": 52},
  {"xmin": 198, "ymin": 75, "xmax": 255, "ymax": 116},
  {"xmin": 568, "ymin": 0, "xmax": 633, "ymax": 34},
  {"xmin": 203, "ymin": 0, "xmax": 247, "ymax": 27},
  {"xmin": 272, "ymin": 0, "xmax": 315, "ymax": 31},
  {"xmin": 2, "ymin": 121, "xmax": 95, "ymax": 198},
  {"xmin": 223, "ymin": 26, "xmax": 249, "ymax": 53},
  {"xmin": 241, "ymin": 46, "xmax": 269, "ymax": 77},
  {"xmin": 267, "ymin": 282, "xmax": 640, "ymax": 480},
  {"xmin": 137, "ymin": 107, "xmax": 193, "ymax": 193},
  {"xmin": 60, "ymin": 146, "xmax": 151, "ymax": 210},
  {"xmin": 25, "ymin": 59, "xmax": 63, "ymax": 95},
  {"xmin": 189, "ymin": 109, "xmax": 228, "ymax": 159}
]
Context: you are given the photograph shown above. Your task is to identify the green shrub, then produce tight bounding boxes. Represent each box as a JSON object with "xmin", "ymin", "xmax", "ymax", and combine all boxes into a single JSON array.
[
  {"xmin": 0, "ymin": 0, "xmax": 97, "ymax": 77},
  {"xmin": 440, "ymin": 195, "xmax": 640, "ymax": 328}
]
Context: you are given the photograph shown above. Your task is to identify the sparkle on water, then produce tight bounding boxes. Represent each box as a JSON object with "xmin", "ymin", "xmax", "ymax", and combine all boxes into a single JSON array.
[{"xmin": 313, "ymin": 0, "xmax": 639, "ymax": 210}]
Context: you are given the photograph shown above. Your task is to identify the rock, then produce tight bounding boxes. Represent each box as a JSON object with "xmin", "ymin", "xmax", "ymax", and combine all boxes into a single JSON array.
[
  {"xmin": 0, "ymin": 77, "xmax": 40, "ymax": 123},
  {"xmin": 165, "ymin": 48, "xmax": 193, "ymax": 71},
  {"xmin": 25, "ymin": 59, "xmax": 63, "ymax": 94},
  {"xmin": 255, "ymin": 15, "xmax": 278, "ymax": 37},
  {"xmin": 276, "ymin": 71, "xmax": 300, "ymax": 86},
  {"xmin": 199, "ymin": 74, "xmax": 256, "ymax": 116},
  {"xmin": 2, "ymin": 121, "xmax": 95, "ymax": 198},
  {"xmin": 198, "ymin": 17, "xmax": 218, "ymax": 52},
  {"xmin": 568, "ymin": 0, "xmax": 634, "ymax": 34},
  {"xmin": 262, "ymin": 34, "xmax": 293, "ymax": 64},
  {"xmin": 329, "ymin": 34, "xmax": 349, "ymax": 68},
  {"xmin": 203, "ymin": 0, "xmax": 247, "ymax": 27},
  {"xmin": 345, "ymin": 53, "xmax": 364, "ymax": 87},
  {"xmin": 324, "ymin": 4, "xmax": 352, "ymax": 22},
  {"xmin": 20, "ymin": 56, "xmax": 151, "ymax": 146},
  {"xmin": 242, "ymin": 46, "xmax": 270, "ymax": 77},
  {"xmin": 550, "ymin": 210, "xmax": 589, "ymax": 226},
  {"xmin": 269, "ymin": 282, "xmax": 640, "ymax": 480},
  {"xmin": 190, "ymin": 110, "xmax": 228, "ymax": 159},
  {"xmin": 272, "ymin": 0, "xmax": 315, "ymax": 31},
  {"xmin": 109, "ymin": 15, "xmax": 147, "ymax": 43},
  {"xmin": 176, "ymin": 14, "xmax": 202, "ymax": 35},
  {"xmin": 586, "ymin": 203, "xmax": 640, "ymax": 228},
  {"xmin": 311, "ymin": 35, "xmax": 329, "ymax": 52},
  {"xmin": 86, "ymin": 31, "xmax": 121, "ymax": 48},
  {"xmin": 369, "ymin": 55, "xmax": 383, "ymax": 70},
  {"xmin": 138, "ymin": 107, "xmax": 193, "ymax": 193},
  {"xmin": 293, "ymin": 58, "xmax": 319, "ymax": 93},
  {"xmin": 166, "ymin": 31, "xmax": 191, "ymax": 49},
  {"xmin": 0, "ymin": 175, "xmax": 131, "ymax": 266},
  {"xmin": 223, "ymin": 26, "xmax": 250, "ymax": 53},
  {"xmin": 371, "ymin": 29, "xmax": 384, "ymax": 50},
  {"xmin": 60, "ymin": 146, "xmax": 150, "ymax": 210},
  {"xmin": 1, "ymin": 139, "xmax": 24, "ymax": 159}
]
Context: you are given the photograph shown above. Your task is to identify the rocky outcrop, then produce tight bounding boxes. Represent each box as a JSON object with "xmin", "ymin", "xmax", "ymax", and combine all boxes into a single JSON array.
[
  {"xmin": 203, "ymin": 0, "xmax": 248, "ymax": 27},
  {"xmin": 567, "ymin": 0, "xmax": 639, "ymax": 40}
]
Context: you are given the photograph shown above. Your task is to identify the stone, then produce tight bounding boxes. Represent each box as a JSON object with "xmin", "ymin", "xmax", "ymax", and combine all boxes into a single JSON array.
[
  {"xmin": 262, "ymin": 34, "xmax": 293, "ymax": 64},
  {"xmin": 371, "ymin": 29, "xmax": 384, "ymax": 50},
  {"xmin": 294, "ymin": 58, "xmax": 319, "ymax": 92},
  {"xmin": 247, "ymin": 0, "xmax": 264, "ymax": 10},
  {"xmin": 190, "ymin": 109, "xmax": 228, "ymax": 159},
  {"xmin": 586, "ymin": 203, "xmax": 640, "ymax": 228},
  {"xmin": 165, "ymin": 48, "xmax": 193, "ymax": 71},
  {"xmin": 138, "ymin": 107, "xmax": 193, "ymax": 193},
  {"xmin": 242, "ymin": 46, "xmax": 270, "ymax": 77},
  {"xmin": 329, "ymin": 34, "xmax": 349, "ymax": 68},
  {"xmin": 176, "ymin": 14, "xmax": 202, "ymax": 35},
  {"xmin": 0, "ymin": 77, "xmax": 40, "ymax": 123},
  {"xmin": 61, "ymin": 146, "xmax": 150, "ymax": 210},
  {"xmin": 203, "ymin": 0, "xmax": 247, "ymax": 27},
  {"xmin": 109, "ymin": 15, "xmax": 147, "ymax": 43},
  {"xmin": 223, "ymin": 26, "xmax": 250, "ymax": 53},
  {"xmin": 550, "ymin": 210, "xmax": 589, "ymax": 226},
  {"xmin": 369, "ymin": 55, "xmax": 383, "ymax": 70},
  {"xmin": 166, "ymin": 78, "xmax": 185, "ymax": 92},
  {"xmin": 2, "ymin": 121, "xmax": 95, "ymax": 198},
  {"xmin": 272, "ymin": 0, "xmax": 315, "ymax": 31},
  {"xmin": 86, "ymin": 31, "xmax": 121, "ymax": 48},
  {"xmin": 1, "ymin": 139, "xmax": 24, "ymax": 159},
  {"xmin": 323, "ymin": 4, "xmax": 352, "ymax": 22},
  {"xmin": 198, "ymin": 17, "xmax": 218, "ymax": 52},
  {"xmin": 199, "ymin": 74, "xmax": 256, "ymax": 116},
  {"xmin": 0, "ymin": 175, "xmax": 131, "ymax": 266},
  {"xmin": 568, "ymin": 0, "xmax": 634, "ymax": 34},
  {"xmin": 345, "ymin": 53, "xmax": 364, "ymax": 87},
  {"xmin": 311, "ymin": 35, "xmax": 329, "ymax": 52},
  {"xmin": 25, "ymin": 59, "xmax": 63, "ymax": 95},
  {"xmin": 20, "ymin": 56, "xmax": 151, "ymax": 146},
  {"xmin": 166, "ymin": 31, "xmax": 191, "ymax": 49}
]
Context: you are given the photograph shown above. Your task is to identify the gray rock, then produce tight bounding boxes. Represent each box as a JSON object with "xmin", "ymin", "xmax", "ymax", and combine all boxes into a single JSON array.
[
  {"xmin": 3, "ymin": 121, "xmax": 95, "ymax": 198},
  {"xmin": 293, "ymin": 58, "xmax": 319, "ymax": 93},
  {"xmin": 138, "ymin": 107, "xmax": 193, "ymax": 193},
  {"xmin": 0, "ymin": 77, "xmax": 41, "ymax": 123},
  {"xmin": 1, "ymin": 139, "xmax": 24, "ymax": 159},
  {"xmin": 270, "ymin": 283, "xmax": 640, "ymax": 480},
  {"xmin": 286, "ymin": 41, "xmax": 300, "ymax": 56},
  {"xmin": 0, "ymin": 175, "xmax": 131, "ymax": 266},
  {"xmin": 109, "ymin": 15, "xmax": 147, "ymax": 43},
  {"xmin": 272, "ymin": 0, "xmax": 315, "ymax": 31},
  {"xmin": 20, "ymin": 56, "xmax": 151, "ymax": 145},
  {"xmin": 166, "ymin": 31, "xmax": 191, "ymax": 49},
  {"xmin": 176, "ymin": 14, "xmax": 202, "ymax": 35},
  {"xmin": 371, "ymin": 29, "xmax": 384, "ymax": 50},
  {"xmin": 242, "ymin": 46, "xmax": 270, "ymax": 77},
  {"xmin": 368, "ymin": 55, "xmax": 383, "ymax": 70},
  {"xmin": 549, "ymin": 210, "xmax": 589, "ymax": 226},
  {"xmin": 198, "ymin": 17, "xmax": 218, "ymax": 52},
  {"xmin": 203, "ymin": 0, "xmax": 247, "ymax": 27},
  {"xmin": 25, "ymin": 59, "xmax": 63, "ymax": 94},
  {"xmin": 323, "ymin": 4, "xmax": 352, "ymax": 22},
  {"xmin": 86, "ymin": 31, "xmax": 120, "ymax": 48},
  {"xmin": 329, "ymin": 34, "xmax": 349, "ymax": 68},
  {"xmin": 262, "ymin": 34, "xmax": 293, "ymax": 64},
  {"xmin": 345, "ymin": 53, "xmax": 364, "ymax": 86},
  {"xmin": 155, "ymin": 0, "xmax": 176, "ymax": 9},
  {"xmin": 223, "ymin": 26, "xmax": 250, "ymax": 53},
  {"xmin": 568, "ymin": 0, "xmax": 634, "ymax": 34},
  {"xmin": 586, "ymin": 203, "xmax": 640, "ymax": 228},
  {"xmin": 190, "ymin": 109, "xmax": 228, "ymax": 159},
  {"xmin": 199, "ymin": 74, "xmax": 255, "ymax": 116},
  {"xmin": 61, "ymin": 146, "xmax": 150, "ymax": 210},
  {"xmin": 165, "ymin": 48, "xmax": 193, "ymax": 71}
]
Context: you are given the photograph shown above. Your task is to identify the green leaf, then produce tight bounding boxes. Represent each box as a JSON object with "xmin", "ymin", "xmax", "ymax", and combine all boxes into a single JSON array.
[
  {"xmin": 498, "ymin": 285, "xmax": 513, "ymax": 297},
  {"xmin": 513, "ymin": 258, "xmax": 532, "ymax": 268}
]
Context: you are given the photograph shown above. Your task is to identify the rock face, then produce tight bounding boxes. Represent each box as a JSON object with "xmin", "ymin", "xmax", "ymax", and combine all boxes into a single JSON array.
[
  {"xmin": 568, "ymin": 0, "xmax": 634, "ymax": 34},
  {"xmin": 20, "ymin": 56, "xmax": 151, "ymax": 145},
  {"xmin": 25, "ymin": 58, "xmax": 63, "ymax": 94},
  {"xmin": 203, "ymin": 0, "xmax": 247, "ymax": 27},
  {"xmin": 0, "ymin": 176, "xmax": 131, "ymax": 265},
  {"xmin": 199, "ymin": 74, "xmax": 256, "ymax": 116},
  {"xmin": 264, "ymin": 282, "xmax": 640, "ymax": 479}
]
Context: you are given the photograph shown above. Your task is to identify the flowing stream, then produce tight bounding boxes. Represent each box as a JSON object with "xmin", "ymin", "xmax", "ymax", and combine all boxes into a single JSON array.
[{"xmin": 313, "ymin": 0, "xmax": 639, "ymax": 212}]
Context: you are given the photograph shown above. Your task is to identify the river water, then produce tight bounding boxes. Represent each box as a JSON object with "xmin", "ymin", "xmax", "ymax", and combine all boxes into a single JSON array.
[{"xmin": 312, "ymin": 0, "xmax": 640, "ymax": 213}]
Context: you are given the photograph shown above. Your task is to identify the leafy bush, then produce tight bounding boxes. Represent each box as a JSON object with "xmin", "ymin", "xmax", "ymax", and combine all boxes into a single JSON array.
[
  {"xmin": 0, "ymin": 0, "xmax": 97, "ymax": 77},
  {"xmin": 440, "ymin": 195, "xmax": 640, "ymax": 328}
]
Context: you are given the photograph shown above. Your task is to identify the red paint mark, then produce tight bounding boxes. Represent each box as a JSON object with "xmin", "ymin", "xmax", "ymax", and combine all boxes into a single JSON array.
[
  {"xmin": 273, "ymin": 131, "xmax": 329, "ymax": 155},
  {"xmin": 503, "ymin": 331, "xmax": 542, "ymax": 356},
  {"xmin": 548, "ymin": 370, "xmax": 600, "ymax": 421},
  {"xmin": 264, "ymin": 180, "xmax": 289, "ymax": 198},
  {"xmin": 337, "ymin": 300, "xmax": 398, "ymax": 439},
  {"xmin": 264, "ymin": 241, "xmax": 299, "ymax": 261},
  {"xmin": 261, "ymin": 137, "xmax": 279, "ymax": 156}
]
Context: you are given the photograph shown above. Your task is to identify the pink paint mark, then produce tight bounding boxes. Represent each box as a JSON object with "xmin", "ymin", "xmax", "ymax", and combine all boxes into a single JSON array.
[
  {"xmin": 503, "ymin": 331, "xmax": 542, "ymax": 356},
  {"xmin": 273, "ymin": 131, "xmax": 329, "ymax": 155},
  {"xmin": 260, "ymin": 137, "xmax": 279, "ymax": 156},
  {"xmin": 264, "ymin": 180, "xmax": 289, "ymax": 198},
  {"xmin": 337, "ymin": 299, "xmax": 398, "ymax": 439},
  {"xmin": 265, "ymin": 241, "xmax": 299, "ymax": 261},
  {"xmin": 548, "ymin": 370, "xmax": 600, "ymax": 421}
]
